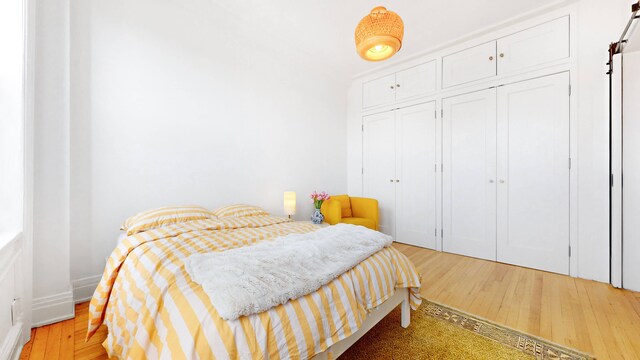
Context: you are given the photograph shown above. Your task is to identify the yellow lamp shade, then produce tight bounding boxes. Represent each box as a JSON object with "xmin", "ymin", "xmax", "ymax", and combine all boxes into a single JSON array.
[
  {"xmin": 355, "ymin": 6, "xmax": 404, "ymax": 62},
  {"xmin": 284, "ymin": 191, "xmax": 296, "ymax": 217}
]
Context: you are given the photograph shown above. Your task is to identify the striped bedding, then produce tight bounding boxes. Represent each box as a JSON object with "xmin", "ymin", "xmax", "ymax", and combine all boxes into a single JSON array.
[{"xmin": 87, "ymin": 215, "xmax": 422, "ymax": 359}]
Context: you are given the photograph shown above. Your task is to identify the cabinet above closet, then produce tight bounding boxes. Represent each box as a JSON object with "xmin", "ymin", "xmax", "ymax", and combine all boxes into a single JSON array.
[
  {"xmin": 362, "ymin": 61, "xmax": 437, "ymax": 109},
  {"xmin": 360, "ymin": 15, "xmax": 571, "ymax": 110},
  {"xmin": 442, "ymin": 41, "xmax": 497, "ymax": 89},
  {"xmin": 442, "ymin": 16, "xmax": 569, "ymax": 88}
]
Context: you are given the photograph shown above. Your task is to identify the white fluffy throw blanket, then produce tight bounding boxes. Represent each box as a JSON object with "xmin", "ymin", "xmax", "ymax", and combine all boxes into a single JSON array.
[{"xmin": 184, "ymin": 224, "xmax": 393, "ymax": 320}]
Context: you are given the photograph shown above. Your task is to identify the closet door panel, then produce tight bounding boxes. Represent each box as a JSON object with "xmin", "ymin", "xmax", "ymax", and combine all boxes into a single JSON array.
[
  {"xmin": 395, "ymin": 61, "xmax": 437, "ymax": 101},
  {"xmin": 363, "ymin": 111, "xmax": 396, "ymax": 237},
  {"xmin": 395, "ymin": 101, "xmax": 437, "ymax": 249},
  {"xmin": 496, "ymin": 72, "xmax": 570, "ymax": 274},
  {"xmin": 497, "ymin": 16, "xmax": 569, "ymax": 75},
  {"xmin": 442, "ymin": 89, "xmax": 497, "ymax": 261},
  {"xmin": 363, "ymin": 74, "xmax": 396, "ymax": 109},
  {"xmin": 442, "ymin": 42, "xmax": 497, "ymax": 88}
]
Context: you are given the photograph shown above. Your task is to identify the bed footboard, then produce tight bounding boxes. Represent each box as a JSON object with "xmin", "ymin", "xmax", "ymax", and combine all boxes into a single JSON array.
[{"xmin": 314, "ymin": 287, "xmax": 410, "ymax": 360}]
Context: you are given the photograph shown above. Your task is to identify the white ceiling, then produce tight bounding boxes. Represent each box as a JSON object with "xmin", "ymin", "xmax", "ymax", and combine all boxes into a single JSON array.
[{"xmin": 213, "ymin": 0, "xmax": 573, "ymax": 78}]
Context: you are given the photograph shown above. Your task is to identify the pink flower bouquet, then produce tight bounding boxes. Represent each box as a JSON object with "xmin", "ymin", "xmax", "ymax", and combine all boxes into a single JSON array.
[{"xmin": 310, "ymin": 191, "xmax": 330, "ymax": 209}]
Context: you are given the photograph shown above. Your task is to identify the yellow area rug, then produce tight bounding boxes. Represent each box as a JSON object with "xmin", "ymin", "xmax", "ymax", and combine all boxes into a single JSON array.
[{"xmin": 340, "ymin": 300, "xmax": 594, "ymax": 360}]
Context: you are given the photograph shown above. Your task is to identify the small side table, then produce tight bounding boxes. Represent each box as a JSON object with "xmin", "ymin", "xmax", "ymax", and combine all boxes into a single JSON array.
[{"xmin": 298, "ymin": 221, "xmax": 330, "ymax": 228}]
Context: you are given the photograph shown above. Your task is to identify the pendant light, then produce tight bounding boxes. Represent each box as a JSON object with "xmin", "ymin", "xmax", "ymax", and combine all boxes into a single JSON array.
[{"xmin": 355, "ymin": 6, "xmax": 404, "ymax": 62}]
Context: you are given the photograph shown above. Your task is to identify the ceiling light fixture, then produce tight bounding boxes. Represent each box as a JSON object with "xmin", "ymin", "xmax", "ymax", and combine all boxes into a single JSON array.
[{"xmin": 355, "ymin": 6, "xmax": 404, "ymax": 62}]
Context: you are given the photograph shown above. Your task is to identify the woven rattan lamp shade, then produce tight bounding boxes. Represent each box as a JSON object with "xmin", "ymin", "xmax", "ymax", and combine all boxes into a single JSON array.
[{"xmin": 355, "ymin": 6, "xmax": 404, "ymax": 61}]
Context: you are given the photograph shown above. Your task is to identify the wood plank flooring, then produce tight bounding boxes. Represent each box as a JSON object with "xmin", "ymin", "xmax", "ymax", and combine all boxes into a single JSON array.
[
  {"xmin": 20, "ymin": 244, "xmax": 640, "ymax": 359},
  {"xmin": 394, "ymin": 243, "xmax": 640, "ymax": 360},
  {"xmin": 19, "ymin": 302, "xmax": 109, "ymax": 360}
]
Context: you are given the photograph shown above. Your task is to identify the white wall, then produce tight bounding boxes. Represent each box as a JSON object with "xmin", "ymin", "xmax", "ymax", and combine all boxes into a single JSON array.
[
  {"xmin": 574, "ymin": 0, "xmax": 631, "ymax": 282},
  {"xmin": 32, "ymin": 0, "xmax": 74, "ymax": 325},
  {"xmin": 67, "ymin": 0, "xmax": 348, "ymax": 285}
]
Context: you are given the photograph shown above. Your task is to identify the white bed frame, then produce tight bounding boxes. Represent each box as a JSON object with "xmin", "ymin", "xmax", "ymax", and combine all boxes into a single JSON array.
[{"xmin": 314, "ymin": 287, "xmax": 410, "ymax": 360}]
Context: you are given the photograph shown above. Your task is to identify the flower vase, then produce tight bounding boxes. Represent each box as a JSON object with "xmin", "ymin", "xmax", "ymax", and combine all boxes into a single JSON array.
[{"xmin": 311, "ymin": 208, "xmax": 324, "ymax": 224}]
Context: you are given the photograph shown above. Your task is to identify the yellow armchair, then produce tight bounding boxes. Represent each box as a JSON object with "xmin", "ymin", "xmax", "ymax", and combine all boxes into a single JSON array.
[{"xmin": 320, "ymin": 195, "xmax": 379, "ymax": 230}]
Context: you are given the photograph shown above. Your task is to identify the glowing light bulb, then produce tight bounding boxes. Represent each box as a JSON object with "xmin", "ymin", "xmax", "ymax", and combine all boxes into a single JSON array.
[{"xmin": 370, "ymin": 44, "xmax": 388, "ymax": 53}]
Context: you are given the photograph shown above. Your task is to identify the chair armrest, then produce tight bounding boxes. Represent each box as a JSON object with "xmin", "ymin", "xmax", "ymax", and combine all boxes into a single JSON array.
[
  {"xmin": 321, "ymin": 199, "xmax": 342, "ymax": 225},
  {"xmin": 350, "ymin": 197, "xmax": 379, "ymax": 230}
]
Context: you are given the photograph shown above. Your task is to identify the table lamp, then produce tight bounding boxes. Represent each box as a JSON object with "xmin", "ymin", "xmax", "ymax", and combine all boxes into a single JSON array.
[{"xmin": 284, "ymin": 191, "xmax": 296, "ymax": 219}]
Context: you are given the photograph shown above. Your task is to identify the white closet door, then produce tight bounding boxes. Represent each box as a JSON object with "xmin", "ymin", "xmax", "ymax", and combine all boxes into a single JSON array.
[
  {"xmin": 442, "ymin": 41, "xmax": 497, "ymax": 88},
  {"xmin": 497, "ymin": 16, "xmax": 569, "ymax": 75},
  {"xmin": 363, "ymin": 111, "xmax": 396, "ymax": 237},
  {"xmin": 395, "ymin": 61, "xmax": 437, "ymax": 101},
  {"xmin": 496, "ymin": 72, "xmax": 570, "ymax": 274},
  {"xmin": 362, "ymin": 74, "xmax": 396, "ymax": 109},
  {"xmin": 395, "ymin": 102, "xmax": 437, "ymax": 249},
  {"xmin": 442, "ymin": 89, "xmax": 497, "ymax": 261}
]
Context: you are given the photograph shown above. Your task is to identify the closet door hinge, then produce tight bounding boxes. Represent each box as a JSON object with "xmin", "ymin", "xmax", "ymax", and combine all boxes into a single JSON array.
[
  {"xmin": 568, "ymin": 158, "xmax": 572, "ymax": 169},
  {"xmin": 441, "ymin": 164, "xmax": 444, "ymax": 172},
  {"xmin": 435, "ymin": 228, "xmax": 437, "ymax": 237},
  {"xmin": 441, "ymin": 109, "xmax": 444, "ymax": 118},
  {"xmin": 362, "ymin": 124, "xmax": 364, "ymax": 131},
  {"xmin": 569, "ymin": 246, "xmax": 572, "ymax": 257},
  {"xmin": 441, "ymin": 229, "xmax": 444, "ymax": 238},
  {"xmin": 361, "ymin": 167, "xmax": 364, "ymax": 175},
  {"xmin": 568, "ymin": 84, "xmax": 572, "ymax": 96},
  {"xmin": 434, "ymin": 110, "xmax": 437, "ymax": 119},
  {"xmin": 434, "ymin": 163, "xmax": 437, "ymax": 172}
]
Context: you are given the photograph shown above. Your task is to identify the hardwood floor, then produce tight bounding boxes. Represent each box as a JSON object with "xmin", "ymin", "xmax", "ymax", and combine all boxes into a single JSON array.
[
  {"xmin": 19, "ymin": 302, "xmax": 109, "ymax": 360},
  {"xmin": 20, "ymin": 244, "xmax": 640, "ymax": 359},
  {"xmin": 394, "ymin": 243, "xmax": 640, "ymax": 360}
]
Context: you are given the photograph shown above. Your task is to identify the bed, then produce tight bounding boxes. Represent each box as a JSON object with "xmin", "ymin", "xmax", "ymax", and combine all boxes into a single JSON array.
[{"xmin": 87, "ymin": 214, "xmax": 422, "ymax": 359}]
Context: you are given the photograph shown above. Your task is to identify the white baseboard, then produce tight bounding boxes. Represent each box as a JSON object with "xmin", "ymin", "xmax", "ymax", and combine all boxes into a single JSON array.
[
  {"xmin": 32, "ymin": 291, "xmax": 74, "ymax": 327},
  {"xmin": 0, "ymin": 321, "xmax": 23, "ymax": 360},
  {"xmin": 72, "ymin": 274, "xmax": 101, "ymax": 304}
]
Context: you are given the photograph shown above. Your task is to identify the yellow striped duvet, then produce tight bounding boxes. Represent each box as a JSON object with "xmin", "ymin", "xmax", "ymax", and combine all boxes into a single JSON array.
[{"xmin": 87, "ymin": 216, "xmax": 422, "ymax": 359}]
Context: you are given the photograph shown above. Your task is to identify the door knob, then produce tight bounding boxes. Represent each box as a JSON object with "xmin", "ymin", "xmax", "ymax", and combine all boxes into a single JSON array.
[
  {"xmin": 390, "ymin": 85, "xmax": 394, "ymax": 89},
  {"xmin": 499, "ymin": 53, "xmax": 505, "ymax": 58},
  {"xmin": 396, "ymin": 84, "xmax": 401, "ymax": 88},
  {"xmin": 499, "ymin": 180, "xmax": 505, "ymax": 183},
  {"xmin": 396, "ymin": 179, "xmax": 400, "ymax": 182},
  {"xmin": 390, "ymin": 179, "xmax": 394, "ymax": 182},
  {"xmin": 489, "ymin": 179, "xmax": 495, "ymax": 183},
  {"xmin": 489, "ymin": 56, "xmax": 494, "ymax": 61}
]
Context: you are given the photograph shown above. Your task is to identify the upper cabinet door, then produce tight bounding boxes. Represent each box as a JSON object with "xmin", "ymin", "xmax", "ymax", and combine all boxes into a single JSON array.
[
  {"xmin": 363, "ymin": 74, "xmax": 396, "ymax": 109},
  {"xmin": 395, "ymin": 61, "xmax": 437, "ymax": 101},
  {"xmin": 442, "ymin": 41, "xmax": 496, "ymax": 88},
  {"xmin": 497, "ymin": 16, "xmax": 569, "ymax": 75}
]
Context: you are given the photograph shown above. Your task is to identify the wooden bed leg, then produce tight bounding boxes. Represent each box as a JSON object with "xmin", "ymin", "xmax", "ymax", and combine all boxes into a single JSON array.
[{"xmin": 401, "ymin": 290, "xmax": 410, "ymax": 328}]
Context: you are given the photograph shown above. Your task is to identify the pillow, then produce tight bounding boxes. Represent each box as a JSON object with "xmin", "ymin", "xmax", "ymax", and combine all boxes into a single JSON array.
[
  {"xmin": 211, "ymin": 204, "xmax": 269, "ymax": 218},
  {"xmin": 331, "ymin": 195, "xmax": 352, "ymax": 218},
  {"xmin": 121, "ymin": 205, "xmax": 213, "ymax": 235}
]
